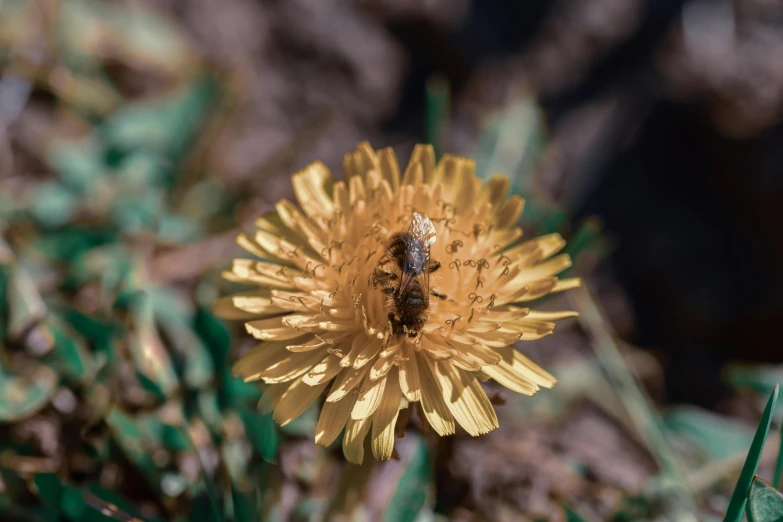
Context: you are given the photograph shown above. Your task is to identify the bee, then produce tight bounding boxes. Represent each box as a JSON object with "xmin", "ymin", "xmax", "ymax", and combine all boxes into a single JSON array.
[{"xmin": 372, "ymin": 212, "xmax": 446, "ymax": 338}]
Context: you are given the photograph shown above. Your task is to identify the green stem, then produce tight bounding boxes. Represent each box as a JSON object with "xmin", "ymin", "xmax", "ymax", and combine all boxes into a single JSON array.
[
  {"xmin": 425, "ymin": 75, "xmax": 449, "ymax": 159},
  {"xmin": 571, "ymin": 284, "xmax": 697, "ymax": 518}
]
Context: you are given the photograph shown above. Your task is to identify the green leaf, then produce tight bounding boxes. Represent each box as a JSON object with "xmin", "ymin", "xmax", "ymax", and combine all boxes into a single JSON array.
[
  {"xmin": 239, "ymin": 410, "xmax": 279, "ymax": 463},
  {"xmin": 231, "ymin": 486, "xmax": 259, "ymax": 522},
  {"xmin": 472, "ymin": 96, "xmax": 555, "ymax": 232},
  {"xmin": 61, "ymin": 485, "xmax": 86, "ymax": 520},
  {"xmin": 105, "ymin": 409, "xmax": 160, "ymax": 479},
  {"xmin": 128, "ymin": 296, "xmax": 179, "ymax": 398},
  {"xmin": 425, "ymin": 75, "xmax": 449, "ymax": 159},
  {"xmin": 724, "ymin": 383, "xmax": 779, "ymax": 522},
  {"xmin": 0, "ymin": 364, "xmax": 58, "ymax": 421},
  {"xmin": 102, "ymin": 75, "xmax": 218, "ymax": 164},
  {"xmin": 563, "ymin": 505, "xmax": 591, "ymax": 522},
  {"xmin": 152, "ymin": 290, "xmax": 213, "ymax": 389},
  {"xmin": 776, "ymin": 422, "xmax": 783, "ymax": 489},
  {"xmin": 46, "ymin": 137, "xmax": 105, "ymax": 194},
  {"xmin": 42, "ymin": 321, "xmax": 97, "ymax": 386},
  {"xmin": 664, "ymin": 406, "xmax": 754, "ymax": 461},
  {"xmin": 727, "ymin": 364, "xmax": 783, "ymax": 395},
  {"xmin": 34, "ymin": 473, "xmax": 64, "ymax": 508},
  {"xmin": 6, "ymin": 263, "xmax": 47, "ymax": 339},
  {"xmin": 747, "ymin": 476, "xmax": 783, "ymax": 522},
  {"xmin": 382, "ymin": 436, "xmax": 433, "ymax": 522},
  {"xmin": 562, "ymin": 218, "xmax": 603, "ymax": 272},
  {"xmin": 196, "ymin": 390, "xmax": 223, "ymax": 433},
  {"xmin": 161, "ymin": 424, "xmax": 191, "ymax": 453},
  {"xmin": 28, "ymin": 183, "xmax": 80, "ymax": 227}
]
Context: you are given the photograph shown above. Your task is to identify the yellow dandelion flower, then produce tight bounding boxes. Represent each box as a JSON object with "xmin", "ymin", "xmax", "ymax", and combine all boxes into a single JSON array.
[{"xmin": 215, "ymin": 142, "xmax": 581, "ymax": 464}]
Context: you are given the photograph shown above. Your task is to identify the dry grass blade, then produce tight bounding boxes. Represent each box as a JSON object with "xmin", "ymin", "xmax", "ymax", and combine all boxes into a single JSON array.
[{"xmin": 570, "ymin": 283, "xmax": 697, "ymax": 519}]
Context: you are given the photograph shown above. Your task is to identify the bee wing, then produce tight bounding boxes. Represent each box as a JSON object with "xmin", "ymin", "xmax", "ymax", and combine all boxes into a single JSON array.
[
  {"xmin": 397, "ymin": 251, "xmax": 431, "ymax": 297},
  {"xmin": 397, "ymin": 213, "xmax": 435, "ymax": 297},
  {"xmin": 410, "ymin": 213, "xmax": 437, "ymax": 248}
]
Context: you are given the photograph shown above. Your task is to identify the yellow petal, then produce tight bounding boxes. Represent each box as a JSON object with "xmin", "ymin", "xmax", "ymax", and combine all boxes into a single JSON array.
[
  {"xmin": 255, "ymin": 349, "xmax": 325, "ymax": 384},
  {"xmin": 485, "ymin": 345, "xmax": 556, "ymax": 393},
  {"xmin": 245, "ymin": 315, "xmax": 315, "ymax": 341},
  {"xmin": 255, "ymin": 212, "xmax": 312, "ymax": 252},
  {"xmin": 235, "ymin": 233, "xmax": 283, "ymax": 262},
  {"xmin": 315, "ymin": 393, "xmax": 357, "ymax": 447},
  {"xmin": 253, "ymin": 230, "xmax": 316, "ymax": 270},
  {"xmin": 456, "ymin": 372, "xmax": 499, "ymax": 434},
  {"xmin": 404, "ymin": 144, "xmax": 435, "ymax": 184},
  {"xmin": 341, "ymin": 335, "xmax": 370, "ymax": 367},
  {"xmin": 351, "ymin": 374, "xmax": 386, "ymax": 420},
  {"xmin": 378, "ymin": 147, "xmax": 401, "ymax": 192},
  {"xmin": 450, "ymin": 351, "xmax": 482, "ymax": 371},
  {"xmin": 286, "ymin": 335, "xmax": 334, "ymax": 352},
  {"xmin": 353, "ymin": 338, "xmax": 381, "ymax": 369},
  {"xmin": 431, "ymin": 155, "xmax": 464, "ymax": 202},
  {"xmin": 399, "ymin": 346, "xmax": 421, "ymax": 402},
  {"xmin": 524, "ymin": 310, "xmax": 579, "ymax": 321},
  {"xmin": 495, "ymin": 195, "xmax": 525, "ymax": 229},
  {"xmin": 213, "ymin": 290, "xmax": 285, "ymax": 320},
  {"xmin": 332, "ymin": 180, "xmax": 350, "ymax": 211},
  {"xmin": 421, "ymin": 336, "xmax": 456, "ymax": 360},
  {"xmin": 478, "ymin": 174, "xmax": 509, "ymax": 209},
  {"xmin": 226, "ymin": 259, "xmax": 295, "ymax": 289},
  {"xmin": 258, "ymin": 383, "xmax": 290, "ymax": 414},
  {"xmin": 348, "ymin": 175, "xmax": 366, "ymax": 207},
  {"xmin": 424, "ymin": 357, "xmax": 498, "ymax": 436},
  {"xmin": 303, "ymin": 353, "xmax": 343, "ymax": 386},
  {"xmin": 273, "ymin": 376, "xmax": 327, "ymax": 426},
  {"xmin": 351, "ymin": 141, "xmax": 380, "ymax": 180},
  {"xmin": 372, "ymin": 367, "xmax": 401, "ymax": 461},
  {"xmin": 233, "ymin": 340, "xmax": 294, "ymax": 379},
  {"xmin": 369, "ymin": 354, "xmax": 394, "ymax": 381},
  {"xmin": 343, "ymin": 152, "xmax": 361, "ymax": 180},
  {"xmin": 445, "ymin": 337, "xmax": 502, "ymax": 367},
  {"xmin": 401, "ymin": 162, "xmax": 423, "ymax": 187},
  {"xmin": 495, "ymin": 277, "xmax": 557, "ymax": 305},
  {"xmin": 455, "ymin": 174, "xmax": 481, "ymax": 217},
  {"xmin": 342, "ymin": 415, "xmax": 372, "ymax": 465},
  {"xmin": 291, "ymin": 162, "xmax": 334, "ymax": 220},
  {"xmin": 274, "ymin": 199, "xmax": 325, "ymax": 247},
  {"xmin": 417, "ymin": 353, "xmax": 455, "ymax": 436},
  {"xmin": 326, "ymin": 365, "xmax": 369, "ymax": 402},
  {"xmin": 481, "ymin": 362, "xmax": 537, "ymax": 396},
  {"xmin": 509, "ymin": 254, "xmax": 572, "ymax": 288},
  {"xmin": 551, "ymin": 277, "xmax": 581, "ymax": 293}
]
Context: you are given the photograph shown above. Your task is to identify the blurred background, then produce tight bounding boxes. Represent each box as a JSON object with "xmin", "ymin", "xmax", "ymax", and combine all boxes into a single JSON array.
[{"xmin": 0, "ymin": 0, "xmax": 782, "ymax": 520}]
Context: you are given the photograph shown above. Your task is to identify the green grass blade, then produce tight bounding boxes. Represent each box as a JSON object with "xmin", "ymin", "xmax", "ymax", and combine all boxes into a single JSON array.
[
  {"xmin": 561, "ymin": 217, "xmax": 603, "ymax": 275},
  {"xmin": 425, "ymin": 74, "xmax": 449, "ymax": 159},
  {"xmin": 184, "ymin": 423, "xmax": 223, "ymax": 522},
  {"xmin": 775, "ymin": 419, "xmax": 783, "ymax": 489},
  {"xmin": 572, "ymin": 286, "xmax": 693, "ymax": 495},
  {"xmin": 723, "ymin": 383, "xmax": 779, "ymax": 522}
]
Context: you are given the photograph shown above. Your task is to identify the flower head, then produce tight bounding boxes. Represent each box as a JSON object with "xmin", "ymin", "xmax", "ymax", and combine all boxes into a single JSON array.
[{"xmin": 216, "ymin": 142, "xmax": 580, "ymax": 464}]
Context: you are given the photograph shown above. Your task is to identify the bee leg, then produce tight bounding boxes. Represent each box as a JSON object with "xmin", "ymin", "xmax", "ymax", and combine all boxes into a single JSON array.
[
  {"xmin": 386, "ymin": 314, "xmax": 398, "ymax": 342},
  {"xmin": 428, "ymin": 261, "xmax": 441, "ymax": 273},
  {"xmin": 431, "ymin": 290, "xmax": 448, "ymax": 300}
]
